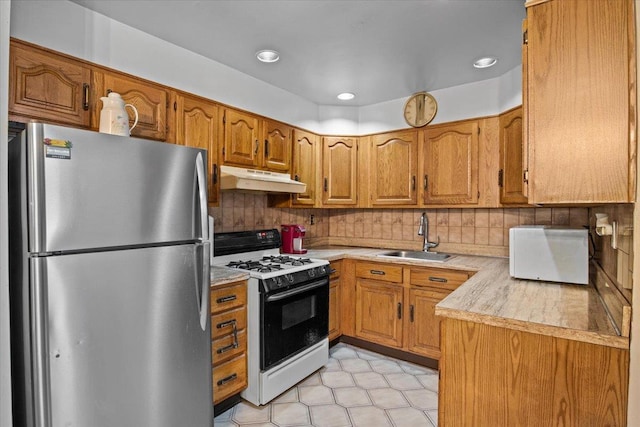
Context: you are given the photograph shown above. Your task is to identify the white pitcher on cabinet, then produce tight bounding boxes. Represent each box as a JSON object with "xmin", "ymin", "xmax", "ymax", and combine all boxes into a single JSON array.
[{"xmin": 99, "ymin": 92, "xmax": 139, "ymax": 136}]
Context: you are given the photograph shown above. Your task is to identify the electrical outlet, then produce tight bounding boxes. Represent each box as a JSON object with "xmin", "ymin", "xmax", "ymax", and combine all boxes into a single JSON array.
[{"xmin": 310, "ymin": 214, "xmax": 315, "ymax": 225}]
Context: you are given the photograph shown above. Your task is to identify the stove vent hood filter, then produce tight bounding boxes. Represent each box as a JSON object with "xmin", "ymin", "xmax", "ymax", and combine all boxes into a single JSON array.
[{"xmin": 220, "ymin": 165, "xmax": 306, "ymax": 194}]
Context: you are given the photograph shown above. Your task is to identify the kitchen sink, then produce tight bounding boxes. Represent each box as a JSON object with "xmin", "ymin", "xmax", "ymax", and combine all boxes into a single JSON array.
[{"xmin": 378, "ymin": 250, "xmax": 452, "ymax": 262}]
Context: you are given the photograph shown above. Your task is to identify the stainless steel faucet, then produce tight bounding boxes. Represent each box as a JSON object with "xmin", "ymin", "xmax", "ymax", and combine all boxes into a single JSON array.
[{"xmin": 418, "ymin": 212, "xmax": 439, "ymax": 252}]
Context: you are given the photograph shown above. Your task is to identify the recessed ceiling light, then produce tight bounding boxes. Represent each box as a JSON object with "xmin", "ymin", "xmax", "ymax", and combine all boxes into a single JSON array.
[
  {"xmin": 337, "ymin": 92, "xmax": 355, "ymax": 101},
  {"xmin": 473, "ymin": 57, "xmax": 498, "ymax": 69},
  {"xmin": 256, "ymin": 50, "xmax": 280, "ymax": 63}
]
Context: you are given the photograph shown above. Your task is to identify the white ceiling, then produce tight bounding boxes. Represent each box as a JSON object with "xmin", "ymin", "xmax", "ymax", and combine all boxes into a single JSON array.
[{"xmin": 68, "ymin": 0, "xmax": 526, "ymax": 107}]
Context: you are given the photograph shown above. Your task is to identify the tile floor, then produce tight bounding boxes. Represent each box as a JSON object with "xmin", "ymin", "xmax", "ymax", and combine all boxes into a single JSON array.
[{"xmin": 214, "ymin": 343, "xmax": 439, "ymax": 427}]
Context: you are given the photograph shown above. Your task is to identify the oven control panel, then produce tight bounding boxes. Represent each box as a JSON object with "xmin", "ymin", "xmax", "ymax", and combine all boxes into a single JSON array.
[{"xmin": 260, "ymin": 265, "xmax": 329, "ymax": 293}]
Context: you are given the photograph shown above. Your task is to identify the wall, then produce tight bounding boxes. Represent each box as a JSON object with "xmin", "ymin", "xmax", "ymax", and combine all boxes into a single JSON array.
[
  {"xmin": 9, "ymin": 0, "xmax": 522, "ymax": 137},
  {"xmin": 9, "ymin": 0, "xmax": 320, "ymax": 131},
  {"xmin": 1, "ymin": 1, "xmax": 11, "ymax": 425},
  {"xmin": 210, "ymin": 193, "xmax": 589, "ymax": 258},
  {"xmin": 591, "ymin": 205, "xmax": 634, "ymax": 299}
]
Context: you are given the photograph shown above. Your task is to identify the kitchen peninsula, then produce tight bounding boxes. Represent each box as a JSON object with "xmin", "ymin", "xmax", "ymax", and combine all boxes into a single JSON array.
[{"xmin": 304, "ymin": 247, "xmax": 630, "ymax": 426}]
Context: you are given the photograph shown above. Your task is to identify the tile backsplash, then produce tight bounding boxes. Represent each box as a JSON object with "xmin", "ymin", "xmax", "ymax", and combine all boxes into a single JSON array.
[
  {"xmin": 211, "ymin": 193, "xmax": 633, "ymax": 303},
  {"xmin": 210, "ymin": 193, "xmax": 590, "ymax": 257}
]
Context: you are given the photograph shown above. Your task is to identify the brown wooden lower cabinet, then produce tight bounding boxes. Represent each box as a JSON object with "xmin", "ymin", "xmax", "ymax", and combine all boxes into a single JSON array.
[
  {"xmin": 439, "ymin": 318, "xmax": 629, "ymax": 426},
  {"xmin": 328, "ymin": 261, "xmax": 342, "ymax": 341},
  {"xmin": 348, "ymin": 260, "xmax": 471, "ymax": 359},
  {"xmin": 210, "ymin": 280, "xmax": 248, "ymax": 405}
]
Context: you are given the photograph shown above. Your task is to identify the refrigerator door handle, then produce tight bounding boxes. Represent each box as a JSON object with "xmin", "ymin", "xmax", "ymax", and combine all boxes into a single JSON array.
[
  {"xmin": 195, "ymin": 152, "xmax": 208, "ymax": 241},
  {"xmin": 195, "ymin": 153, "xmax": 210, "ymax": 331},
  {"xmin": 198, "ymin": 243, "xmax": 210, "ymax": 331},
  {"xmin": 31, "ymin": 258, "xmax": 52, "ymax": 426}
]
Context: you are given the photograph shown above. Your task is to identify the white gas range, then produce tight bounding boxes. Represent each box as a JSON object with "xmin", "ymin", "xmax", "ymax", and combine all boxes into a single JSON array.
[{"xmin": 212, "ymin": 229, "xmax": 330, "ymax": 406}]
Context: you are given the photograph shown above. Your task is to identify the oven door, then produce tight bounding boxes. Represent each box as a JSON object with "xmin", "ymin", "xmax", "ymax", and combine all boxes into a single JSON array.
[{"xmin": 260, "ymin": 277, "xmax": 329, "ymax": 370}]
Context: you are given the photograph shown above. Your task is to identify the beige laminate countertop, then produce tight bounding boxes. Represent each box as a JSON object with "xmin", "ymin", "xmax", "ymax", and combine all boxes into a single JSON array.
[
  {"xmin": 210, "ymin": 266, "xmax": 250, "ymax": 288},
  {"xmin": 305, "ymin": 246, "xmax": 628, "ymax": 350}
]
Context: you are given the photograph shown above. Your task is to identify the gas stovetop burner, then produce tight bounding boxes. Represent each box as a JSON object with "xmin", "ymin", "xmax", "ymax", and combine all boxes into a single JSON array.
[
  {"xmin": 262, "ymin": 255, "xmax": 313, "ymax": 266},
  {"xmin": 225, "ymin": 260, "xmax": 283, "ymax": 273}
]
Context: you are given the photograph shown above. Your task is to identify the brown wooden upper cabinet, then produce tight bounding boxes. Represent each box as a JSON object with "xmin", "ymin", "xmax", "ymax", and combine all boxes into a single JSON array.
[
  {"xmin": 291, "ymin": 129, "xmax": 321, "ymax": 207},
  {"xmin": 9, "ymin": 39, "xmax": 91, "ymax": 127},
  {"xmin": 422, "ymin": 119, "xmax": 479, "ymax": 205},
  {"xmin": 499, "ymin": 106, "xmax": 527, "ymax": 205},
  {"xmin": 524, "ymin": 0, "xmax": 635, "ymax": 203},
  {"xmin": 322, "ymin": 136, "xmax": 358, "ymax": 206},
  {"xmin": 221, "ymin": 109, "xmax": 292, "ymax": 172},
  {"xmin": 262, "ymin": 119, "xmax": 292, "ymax": 172},
  {"xmin": 92, "ymin": 71, "xmax": 169, "ymax": 141},
  {"xmin": 222, "ymin": 108, "xmax": 261, "ymax": 168},
  {"xmin": 369, "ymin": 130, "xmax": 419, "ymax": 206},
  {"xmin": 174, "ymin": 93, "xmax": 220, "ymax": 205}
]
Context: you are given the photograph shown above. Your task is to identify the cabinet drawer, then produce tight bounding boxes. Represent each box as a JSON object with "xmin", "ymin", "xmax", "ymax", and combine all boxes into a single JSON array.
[
  {"xmin": 409, "ymin": 268, "xmax": 469, "ymax": 291},
  {"xmin": 211, "ymin": 307, "xmax": 247, "ymax": 339},
  {"xmin": 212, "ymin": 328, "xmax": 246, "ymax": 366},
  {"xmin": 355, "ymin": 262, "xmax": 403, "ymax": 283},
  {"xmin": 213, "ymin": 354, "xmax": 247, "ymax": 404},
  {"xmin": 210, "ymin": 282, "xmax": 247, "ymax": 314}
]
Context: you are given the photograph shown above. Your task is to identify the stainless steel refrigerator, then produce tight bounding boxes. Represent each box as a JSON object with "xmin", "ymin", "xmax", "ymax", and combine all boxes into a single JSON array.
[{"xmin": 8, "ymin": 123, "xmax": 212, "ymax": 427}]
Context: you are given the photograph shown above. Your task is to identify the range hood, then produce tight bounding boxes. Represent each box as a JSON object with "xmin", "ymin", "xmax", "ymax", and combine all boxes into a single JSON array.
[{"xmin": 219, "ymin": 165, "xmax": 307, "ymax": 194}]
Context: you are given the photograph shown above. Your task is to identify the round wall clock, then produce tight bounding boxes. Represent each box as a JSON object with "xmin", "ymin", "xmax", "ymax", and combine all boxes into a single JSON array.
[{"xmin": 403, "ymin": 91, "xmax": 437, "ymax": 128}]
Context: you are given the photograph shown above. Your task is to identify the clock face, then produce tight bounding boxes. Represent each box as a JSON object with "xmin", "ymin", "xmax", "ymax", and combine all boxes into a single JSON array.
[{"xmin": 404, "ymin": 92, "xmax": 437, "ymax": 128}]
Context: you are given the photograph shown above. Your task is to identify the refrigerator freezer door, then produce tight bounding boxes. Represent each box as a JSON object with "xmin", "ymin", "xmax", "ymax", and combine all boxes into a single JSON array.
[
  {"xmin": 20, "ymin": 123, "xmax": 208, "ymax": 253},
  {"xmin": 30, "ymin": 244, "xmax": 212, "ymax": 427}
]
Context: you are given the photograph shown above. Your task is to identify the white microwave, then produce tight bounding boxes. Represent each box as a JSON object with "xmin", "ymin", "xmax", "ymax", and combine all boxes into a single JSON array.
[{"xmin": 509, "ymin": 226, "xmax": 589, "ymax": 285}]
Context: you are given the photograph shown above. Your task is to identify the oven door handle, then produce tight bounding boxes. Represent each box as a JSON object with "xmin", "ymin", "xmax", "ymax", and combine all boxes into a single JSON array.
[{"xmin": 265, "ymin": 279, "xmax": 327, "ymax": 302}]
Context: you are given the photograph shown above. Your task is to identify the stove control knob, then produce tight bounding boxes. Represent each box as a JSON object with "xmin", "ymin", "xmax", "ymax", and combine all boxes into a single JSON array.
[
  {"xmin": 285, "ymin": 274, "xmax": 294, "ymax": 283},
  {"xmin": 308, "ymin": 268, "xmax": 316, "ymax": 278},
  {"xmin": 275, "ymin": 277, "xmax": 283, "ymax": 287}
]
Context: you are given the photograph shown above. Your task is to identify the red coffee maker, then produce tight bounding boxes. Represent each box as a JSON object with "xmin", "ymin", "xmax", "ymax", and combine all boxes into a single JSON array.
[{"xmin": 281, "ymin": 224, "xmax": 307, "ymax": 254}]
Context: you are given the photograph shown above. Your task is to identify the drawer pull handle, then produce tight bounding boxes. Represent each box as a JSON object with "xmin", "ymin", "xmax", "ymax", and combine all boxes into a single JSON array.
[
  {"xmin": 397, "ymin": 302, "xmax": 402, "ymax": 319},
  {"xmin": 217, "ymin": 373, "xmax": 238, "ymax": 386},
  {"xmin": 410, "ymin": 304, "xmax": 415, "ymax": 322},
  {"xmin": 216, "ymin": 319, "xmax": 237, "ymax": 329},
  {"xmin": 216, "ymin": 341, "xmax": 238, "ymax": 354},
  {"xmin": 216, "ymin": 319, "xmax": 239, "ymax": 351},
  {"xmin": 428, "ymin": 276, "xmax": 448, "ymax": 283},
  {"xmin": 216, "ymin": 295, "xmax": 237, "ymax": 303},
  {"xmin": 370, "ymin": 270, "xmax": 386, "ymax": 275},
  {"xmin": 329, "ymin": 268, "xmax": 337, "ymax": 274}
]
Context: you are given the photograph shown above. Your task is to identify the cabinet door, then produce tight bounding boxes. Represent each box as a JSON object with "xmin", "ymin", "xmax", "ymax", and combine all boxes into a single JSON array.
[
  {"xmin": 423, "ymin": 120, "xmax": 479, "ymax": 205},
  {"xmin": 94, "ymin": 72, "xmax": 169, "ymax": 141},
  {"xmin": 291, "ymin": 129, "xmax": 320, "ymax": 207},
  {"xmin": 355, "ymin": 279, "xmax": 403, "ymax": 348},
  {"xmin": 499, "ymin": 107, "xmax": 527, "ymax": 204},
  {"xmin": 526, "ymin": 0, "xmax": 633, "ymax": 203},
  {"xmin": 9, "ymin": 40, "xmax": 91, "ymax": 127},
  {"xmin": 175, "ymin": 94, "xmax": 220, "ymax": 205},
  {"xmin": 407, "ymin": 287, "xmax": 450, "ymax": 359},
  {"xmin": 222, "ymin": 108, "xmax": 260, "ymax": 167},
  {"xmin": 329, "ymin": 278, "xmax": 341, "ymax": 341},
  {"xmin": 322, "ymin": 137, "xmax": 358, "ymax": 206},
  {"xmin": 370, "ymin": 130, "xmax": 418, "ymax": 206},
  {"xmin": 262, "ymin": 119, "xmax": 292, "ymax": 172}
]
